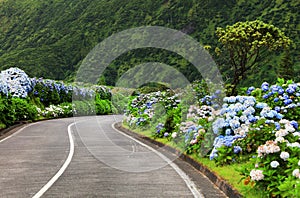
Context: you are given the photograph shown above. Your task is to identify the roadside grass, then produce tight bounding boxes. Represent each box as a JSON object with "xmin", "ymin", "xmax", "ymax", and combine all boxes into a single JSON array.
[
  {"xmin": 122, "ymin": 124, "xmax": 261, "ymax": 197},
  {"xmin": 0, "ymin": 123, "xmax": 5, "ymax": 130}
]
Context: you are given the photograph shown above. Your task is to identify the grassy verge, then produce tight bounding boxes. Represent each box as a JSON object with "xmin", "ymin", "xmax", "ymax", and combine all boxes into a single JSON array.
[{"xmin": 122, "ymin": 124, "xmax": 261, "ymax": 197}]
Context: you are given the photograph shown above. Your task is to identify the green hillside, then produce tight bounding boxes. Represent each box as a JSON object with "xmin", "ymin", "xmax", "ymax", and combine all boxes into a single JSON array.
[{"xmin": 0, "ymin": 0, "xmax": 299, "ymax": 87}]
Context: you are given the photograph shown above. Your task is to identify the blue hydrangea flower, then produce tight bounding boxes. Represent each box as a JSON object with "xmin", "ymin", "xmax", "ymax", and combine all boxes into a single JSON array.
[
  {"xmin": 262, "ymin": 94, "xmax": 269, "ymax": 99},
  {"xmin": 290, "ymin": 121, "xmax": 298, "ymax": 130},
  {"xmin": 278, "ymin": 88, "xmax": 285, "ymax": 95},
  {"xmin": 274, "ymin": 106, "xmax": 281, "ymax": 113},
  {"xmin": 274, "ymin": 98, "xmax": 279, "ymax": 102},
  {"xmin": 246, "ymin": 86, "xmax": 255, "ymax": 95},
  {"xmin": 223, "ymin": 96, "xmax": 236, "ymax": 103},
  {"xmin": 261, "ymin": 82, "xmax": 269, "ymax": 92},
  {"xmin": 286, "ymin": 103, "xmax": 297, "ymax": 109},
  {"xmin": 256, "ymin": 102, "xmax": 268, "ymax": 109},
  {"xmin": 284, "ymin": 99, "xmax": 293, "ymax": 106},
  {"xmin": 270, "ymin": 85, "xmax": 279, "ymax": 93},
  {"xmin": 286, "ymin": 87, "xmax": 295, "ymax": 94},
  {"xmin": 265, "ymin": 120, "xmax": 273, "ymax": 124},
  {"xmin": 248, "ymin": 115, "xmax": 258, "ymax": 123},
  {"xmin": 276, "ymin": 113, "xmax": 283, "ymax": 120},
  {"xmin": 275, "ymin": 122, "xmax": 281, "ymax": 130},
  {"xmin": 234, "ymin": 146, "xmax": 242, "ymax": 154}
]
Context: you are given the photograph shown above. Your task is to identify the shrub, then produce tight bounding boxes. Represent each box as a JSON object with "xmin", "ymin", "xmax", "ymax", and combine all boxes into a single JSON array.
[
  {"xmin": 0, "ymin": 94, "xmax": 15, "ymax": 126},
  {"xmin": 12, "ymin": 97, "xmax": 38, "ymax": 121}
]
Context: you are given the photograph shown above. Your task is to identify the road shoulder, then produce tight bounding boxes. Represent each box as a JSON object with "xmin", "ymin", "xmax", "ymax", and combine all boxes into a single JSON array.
[{"xmin": 115, "ymin": 122, "xmax": 242, "ymax": 198}]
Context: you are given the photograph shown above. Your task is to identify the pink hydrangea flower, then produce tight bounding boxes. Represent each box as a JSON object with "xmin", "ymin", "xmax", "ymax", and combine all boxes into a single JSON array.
[{"xmin": 250, "ymin": 169, "xmax": 264, "ymax": 181}]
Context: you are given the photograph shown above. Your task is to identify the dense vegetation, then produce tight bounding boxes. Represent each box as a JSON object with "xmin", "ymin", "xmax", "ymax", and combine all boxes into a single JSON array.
[
  {"xmin": 0, "ymin": 0, "xmax": 299, "ymax": 87},
  {"xmin": 124, "ymin": 78, "xmax": 300, "ymax": 197},
  {"xmin": 1, "ymin": 1, "xmax": 299, "ymax": 196},
  {"xmin": 0, "ymin": 68, "xmax": 113, "ymax": 129}
]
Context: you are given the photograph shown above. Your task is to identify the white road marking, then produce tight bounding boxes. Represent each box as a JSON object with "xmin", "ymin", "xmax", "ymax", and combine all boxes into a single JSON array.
[
  {"xmin": 0, "ymin": 123, "xmax": 37, "ymax": 143},
  {"xmin": 112, "ymin": 123, "xmax": 205, "ymax": 198},
  {"xmin": 32, "ymin": 122, "xmax": 76, "ymax": 198}
]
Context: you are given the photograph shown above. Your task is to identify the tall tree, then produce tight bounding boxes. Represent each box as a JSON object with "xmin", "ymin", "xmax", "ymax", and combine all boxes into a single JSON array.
[
  {"xmin": 216, "ymin": 20, "xmax": 292, "ymax": 95},
  {"xmin": 277, "ymin": 49, "xmax": 294, "ymax": 80}
]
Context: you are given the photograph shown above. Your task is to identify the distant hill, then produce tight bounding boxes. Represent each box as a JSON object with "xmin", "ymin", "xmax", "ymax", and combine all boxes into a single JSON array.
[{"xmin": 0, "ymin": 0, "xmax": 299, "ymax": 87}]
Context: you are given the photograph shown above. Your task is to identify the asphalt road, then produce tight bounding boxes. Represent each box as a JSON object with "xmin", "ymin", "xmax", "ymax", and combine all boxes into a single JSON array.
[{"xmin": 0, "ymin": 115, "xmax": 226, "ymax": 198}]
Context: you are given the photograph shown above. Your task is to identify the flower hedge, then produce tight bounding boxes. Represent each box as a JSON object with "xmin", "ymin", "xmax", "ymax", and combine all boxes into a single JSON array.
[
  {"xmin": 2, "ymin": 67, "xmax": 300, "ymax": 196},
  {"xmin": 124, "ymin": 79, "xmax": 300, "ymax": 197},
  {"xmin": 0, "ymin": 67, "xmax": 113, "ymax": 128}
]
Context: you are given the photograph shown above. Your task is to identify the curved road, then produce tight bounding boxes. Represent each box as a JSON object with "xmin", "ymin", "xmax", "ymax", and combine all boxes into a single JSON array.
[{"xmin": 0, "ymin": 115, "xmax": 226, "ymax": 197}]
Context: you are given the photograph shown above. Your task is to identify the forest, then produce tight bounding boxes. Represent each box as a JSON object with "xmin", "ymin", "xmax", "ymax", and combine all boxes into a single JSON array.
[{"xmin": 0, "ymin": 0, "xmax": 299, "ymax": 88}]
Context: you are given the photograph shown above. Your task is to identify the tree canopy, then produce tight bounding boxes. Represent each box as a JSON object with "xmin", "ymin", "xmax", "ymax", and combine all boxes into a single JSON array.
[{"xmin": 216, "ymin": 20, "xmax": 292, "ymax": 94}]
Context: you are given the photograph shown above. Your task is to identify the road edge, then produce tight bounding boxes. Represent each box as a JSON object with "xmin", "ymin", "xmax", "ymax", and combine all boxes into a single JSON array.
[{"xmin": 114, "ymin": 122, "xmax": 242, "ymax": 198}]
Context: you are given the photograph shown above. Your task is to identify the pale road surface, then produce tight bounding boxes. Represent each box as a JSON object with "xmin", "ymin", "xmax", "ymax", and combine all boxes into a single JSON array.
[{"xmin": 0, "ymin": 115, "xmax": 226, "ymax": 197}]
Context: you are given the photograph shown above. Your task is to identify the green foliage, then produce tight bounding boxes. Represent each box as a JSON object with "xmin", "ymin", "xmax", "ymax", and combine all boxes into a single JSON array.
[
  {"xmin": 73, "ymin": 99, "xmax": 112, "ymax": 116},
  {"xmin": 214, "ymin": 146, "xmax": 235, "ymax": 166},
  {"xmin": 72, "ymin": 100, "xmax": 94, "ymax": 116},
  {"xmin": 277, "ymin": 49, "xmax": 294, "ymax": 80},
  {"xmin": 0, "ymin": 94, "xmax": 16, "ymax": 126},
  {"xmin": 0, "ymin": 0, "xmax": 298, "ymax": 87},
  {"xmin": 0, "ymin": 94, "xmax": 38, "ymax": 127},
  {"xmin": 216, "ymin": 20, "xmax": 292, "ymax": 94},
  {"xmin": 94, "ymin": 91, "xmax": 112, "ymax": 115},
  {"xmin": 163, "ymin": 105, "xmax": 181, "ymax": 135},
  {"xmin": 95, "ymin": 86, "xmax": 112, "ymax": 100},
  {"xmin": 137, "ymin": 82, "xmax": 170, "ymax": 94},
  {"xmin": 33, "ymin": 81, "xmax": 61, "ymax": 106},
  {"xmin": 191, "ymin": 80, "xmax": 209, "ymax": 104},
  {"xmin": 110, "ymin": 87, "xmax": 134, "ymax": 114},
  {"xmin": 95, "ymin": 99, "xmax": 112, "ymax": 115},
  {"xmin": 11, "ymin": 97, "xmax": 38, "ymax": 121}
]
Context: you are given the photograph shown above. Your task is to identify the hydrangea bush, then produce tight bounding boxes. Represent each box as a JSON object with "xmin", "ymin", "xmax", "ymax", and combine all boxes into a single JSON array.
[
  {"xmin": 247, "ymin": 78, "xmax": 300, "ymax": 121},
  {"xmin": 124, "ymin": 78, "xmax": 300, "ymax": 197},
  {"xmin": 0, "ymin": 67, "xmax": 113, "ymax": 128},
  {"xmin": 172, "ymin": 105, "xmax": 215, "ymax": 154},
  {"xmin": 124, "ymin": 90, "xmax": 181, "ymax": 138},
  {"xmin": 240, "ymin": 119, "xmax": 300, "ymax": 197},
  {"xmin": 0, "ymin": 67, "xmax": 33, "ymax": 98}
]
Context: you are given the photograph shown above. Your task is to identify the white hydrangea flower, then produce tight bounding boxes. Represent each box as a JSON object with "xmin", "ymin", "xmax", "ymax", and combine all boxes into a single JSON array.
[
  {"xmin": 287, "ymin": 142, "xmax": 300, "ymax": 148},
  {"xmin": 208, "ymin": 116, "xmax": 214, "ymax": 122},
  {"xmin": 275, "ymin": 129, "xmax": 289, "ymax": 137},
  {"xmin": 275, "ymin": 136, "xmax": 285, "ymax": 143},
  {"xmin": 292, "ymin": 169, "xmax": 300, "ymax": 178},
  {"xmin": 279, "ymin": 119, "xmax": 290, "ymax": 124},
  {"xmin": 293, "ymin": 132, "xmax": 300, "ymax": 137},
  {"xmin": 270, "ymin": 161, "xmax": 279, "ymax": 168},
  {"xmin": 280, "ymin": 152, "xmax": 290, "ymax": 161},
  {"xmin": 257, "ymin": 141, "xmax": 280, "ymax": 157},
  {"xmin": 285, "ymin": 123, "xmax": 296, "ymax": 133},
  {"xmin": 171, "ymin": 132, "xmax": 177, "ymax": 138},
  {"xmin": 250, "ymin": 169, "xmax": 264, "ymax": 181}
]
